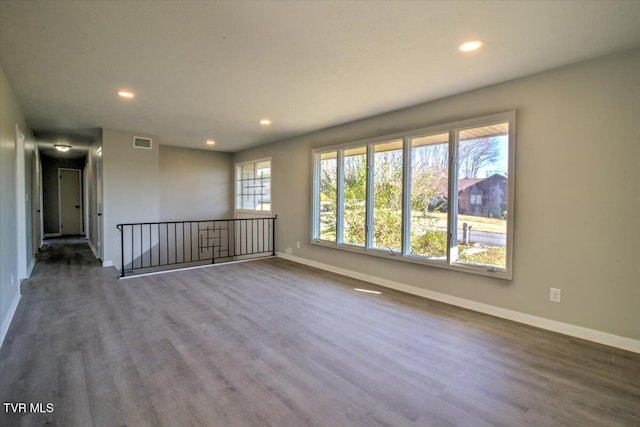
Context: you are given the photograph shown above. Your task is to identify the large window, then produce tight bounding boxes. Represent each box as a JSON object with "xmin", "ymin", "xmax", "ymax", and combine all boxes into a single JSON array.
[
  {"xmin": 236, "ymin": 159, "xmax": 271, "ymax": 212},
  {"xmin": 312, "ymin": 112, "xmax": 515, "ymax": 279}
]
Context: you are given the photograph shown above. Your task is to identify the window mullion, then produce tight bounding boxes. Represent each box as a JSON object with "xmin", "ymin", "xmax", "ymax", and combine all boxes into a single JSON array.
[
  {"xmin": 312, "ymin": 154, "xmax": 320, "ymax": 239},
  {"xmin": 365, "ymin": 143, "xmax": 374, "ymax": 248},
  {"xmin": 336, "ymin": 149, "xmax": 345, "ymax": 244},
  {"xmin": 447, "ymin": 129, "xmax": 459, "ymax": 264},
  {"xmin": 401, "ymin": 137, "xmax": 411, "ymax": 256}
]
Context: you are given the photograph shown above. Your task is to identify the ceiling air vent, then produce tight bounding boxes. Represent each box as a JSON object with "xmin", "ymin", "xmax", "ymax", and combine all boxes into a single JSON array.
[{"xmin": 133, "ymin": 136, "xmax": 152, "ymax": 149}]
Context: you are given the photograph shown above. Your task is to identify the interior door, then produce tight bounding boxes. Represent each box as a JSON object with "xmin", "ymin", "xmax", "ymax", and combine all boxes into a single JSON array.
[{"xmin": 59, "ymin": 169, "xmax": 82, "ymax": 235}]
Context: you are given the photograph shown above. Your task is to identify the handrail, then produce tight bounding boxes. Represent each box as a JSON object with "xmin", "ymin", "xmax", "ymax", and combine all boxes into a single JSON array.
[{"xmin": 116, "ymin": 216, "xmax": 276, "ymax": 278}]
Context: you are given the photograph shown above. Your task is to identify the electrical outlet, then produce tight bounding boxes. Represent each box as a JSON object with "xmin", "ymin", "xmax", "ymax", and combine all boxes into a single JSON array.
[
  {"xmin": 549, "ymin": 288, "xmax": 561, "ymax": 303},
  {"xmin": 296, "ymin": 241, "xmax": 301, "ymax": 249}
]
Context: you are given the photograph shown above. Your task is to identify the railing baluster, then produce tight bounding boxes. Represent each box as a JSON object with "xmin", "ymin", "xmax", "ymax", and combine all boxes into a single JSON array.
[{"xmin": 117, "ymin": 217, "xmax": 277, "ymax": 277}]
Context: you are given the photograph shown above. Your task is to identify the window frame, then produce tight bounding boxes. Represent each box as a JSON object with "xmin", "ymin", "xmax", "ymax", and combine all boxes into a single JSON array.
[
  {"xmin": 235, "ymin": 157, "xmax": 272, "ymax": 214},
  {"xmin": 311, "ymin": 112, "xmax": 516, "ymax": 280}
]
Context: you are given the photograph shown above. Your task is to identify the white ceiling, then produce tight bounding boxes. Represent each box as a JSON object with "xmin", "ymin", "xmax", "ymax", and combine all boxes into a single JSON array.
[{"xmin": 1, "ymin": 1, "xmax": 639, "ymax": 153}]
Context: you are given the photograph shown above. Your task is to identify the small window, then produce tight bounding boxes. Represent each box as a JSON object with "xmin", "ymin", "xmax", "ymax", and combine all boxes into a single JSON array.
[{"xmin": 236, "ymin": 159, "xmax": 271, "ymax": 212}]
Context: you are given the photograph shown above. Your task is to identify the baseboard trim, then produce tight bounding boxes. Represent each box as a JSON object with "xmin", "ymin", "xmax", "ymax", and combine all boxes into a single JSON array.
[
  {"xmin": 119, "ymin": 255, "xmax": 278, "ymax": 280},
  {"xmin": 26, "ymin": 256, "xmax": 36, "ymax": 277},
  {"xmin": 102, "ymin": 260, "xmax": 114, "ymax": 267},
  {"xmin": 0, "ymin": 290, "xmax": 21, "ymax": 349},
  {"xmin": 87, "ymin": 240, "xmax": 102, "ymax": 262},
  {"xmin": 277, "ymin": 252, "xmax": 640, "ymax": 354}
]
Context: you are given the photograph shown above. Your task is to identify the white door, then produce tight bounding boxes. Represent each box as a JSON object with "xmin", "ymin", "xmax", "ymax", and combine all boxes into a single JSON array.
[{"xmin": 59, "ymin": 169, "xmax": 82, "ymax": 235}]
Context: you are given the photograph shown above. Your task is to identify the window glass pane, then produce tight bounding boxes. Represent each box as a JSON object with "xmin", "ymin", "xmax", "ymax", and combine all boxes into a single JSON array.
[
  {"xmin": 240, "ymin": 164, "xmax": 255, "ymax": 210},
  {"xmin": 318, "ymin": 151, "xmax": 337, "ymax": 241},
  {"xmin": 409, "ymin": 133, "xmax": 449, "ymax": 258},
  {"xmin": 455, "ymin": 122, "xmax": 509, "ymax": 269},
  {"xmin": 373, "ymin": 139, "xmax": 403, "ymax": 251},
  {"xmin": 236, "ymin": 160, "xmax": 271, "ymax": 211},
  {"xmin": 342, "ymin": 146, "xmax": 366, "ymax": 246},
  {"xmin": 256, "ymin": 163, "xmax": 270, "ymax": 211}
]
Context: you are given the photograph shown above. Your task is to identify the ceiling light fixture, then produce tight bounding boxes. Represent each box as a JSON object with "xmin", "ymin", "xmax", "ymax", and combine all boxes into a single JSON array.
[
  {"xmin": 459, "ymin": 40, "xmax": 483, "ymax": 52},
  {"xmin": 259, "ymin": 119, "xmax": 271, "ymax": 126},
  {"xmin": 206, "ymin": 140, "xmax": 216, "ymax": 145},
  {"xmin": 118, "ymin": 90, "xmax": 135, "ymax": 98},
  {"xmin": 54, "ymin": 144, "xmax": 71, "ymax": 152}
]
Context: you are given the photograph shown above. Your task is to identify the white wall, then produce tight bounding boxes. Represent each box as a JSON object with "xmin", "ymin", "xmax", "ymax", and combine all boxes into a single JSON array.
[
  {"xmin": 233, "ymin": 49, "xmax": 640, "ymax": 342},
  {"xmin": 159, "ymin": 145, "xmax": 233, "ymax": 221},
  {"xmin": 0, "ymin": 65, "xmax": 36, "ymax": 346},
  {"xmin": 86, "ymin": 131, "xmax": 103, "ymax": 259}
]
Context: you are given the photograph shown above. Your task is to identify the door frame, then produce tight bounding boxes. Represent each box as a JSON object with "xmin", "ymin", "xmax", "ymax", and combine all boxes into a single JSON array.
[
  {"xmin": 58, "ymin": 168, "xmax": 83, "ymax": 236},
  {"xmin": 15, "ymin": 125, "xmax": 27, "ymax": 280}
]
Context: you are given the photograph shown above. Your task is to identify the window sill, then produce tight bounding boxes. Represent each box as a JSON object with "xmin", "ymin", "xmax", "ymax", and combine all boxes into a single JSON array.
[
  {"xmin": 235, "ymin": 210, "xmax": 272, "ymax": 215},
  {"xmin": 310, "ymin": 239, "xmax": 511, "ymax": 280}
]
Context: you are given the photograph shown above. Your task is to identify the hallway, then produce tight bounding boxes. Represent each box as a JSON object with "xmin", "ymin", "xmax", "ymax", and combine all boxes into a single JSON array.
[{"xmin": 0, "ymin": 242, "xmax": 118, "ymax": 426}]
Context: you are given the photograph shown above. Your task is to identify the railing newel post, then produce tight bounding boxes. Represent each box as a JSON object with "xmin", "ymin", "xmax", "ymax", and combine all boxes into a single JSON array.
[
  {"xmin": 272, "ymin": 215, "xmax": 277, "ymax": 256},
  {"xmin": 117, "ymin": 224, "xmax": 125, "ymax": 278}
]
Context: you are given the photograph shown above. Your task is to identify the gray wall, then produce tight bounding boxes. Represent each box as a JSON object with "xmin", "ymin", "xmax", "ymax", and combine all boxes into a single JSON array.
[
  {"xmin": 41, "ymin": 154, "xmax": 86, "ymax": 235},
  {"xmin": 159, "ymin": 145, "xmax": 233, "ymax": 221},
  {"xmin": 101, "ymin": 131, "xmax": 234, "ymax": 269},
  {"xmin": 0, "ymin": 65, "xmax": 37, "ymax": 344},
  {"xmin": 102, "ymin": 129, "xmax": 160, "ymax": 268},
  {"xmin": 233, "ymin": 49, "xmax": 640, "ymax": 341}
]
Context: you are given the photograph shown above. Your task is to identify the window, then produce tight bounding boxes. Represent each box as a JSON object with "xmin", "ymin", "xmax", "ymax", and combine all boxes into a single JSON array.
[
  {"xmin": 236, "ymin": 159, "xmax": 271, "ymax": 211},
  {"xmin": 312, "ymin": 112, "xmax": 515, "ymax": 279},
  {"xmin": 372, "ymin": 140, "xmax": 403, "ymax": 252},
  {"xmin": 342, "ymin": 146, "xmax": 366, "ymax": 246},
  {"xmin": 409, "ymin": 132, "xmax": 449, "ymax": 259},
  {"xmin": 318, "ymin": 152, "xmax": 337, "ymax": 240}
]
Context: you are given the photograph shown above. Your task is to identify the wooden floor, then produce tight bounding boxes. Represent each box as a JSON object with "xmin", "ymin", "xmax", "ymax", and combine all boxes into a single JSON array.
[{"xmin": 1, "ymin": 243, "xmax": 639, "ymax": 427}]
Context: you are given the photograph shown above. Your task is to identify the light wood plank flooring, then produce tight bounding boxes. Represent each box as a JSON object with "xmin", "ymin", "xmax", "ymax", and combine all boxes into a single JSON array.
[{"xmin": 1, "ymin": 243, "xmax": 639, "ymax": 426}]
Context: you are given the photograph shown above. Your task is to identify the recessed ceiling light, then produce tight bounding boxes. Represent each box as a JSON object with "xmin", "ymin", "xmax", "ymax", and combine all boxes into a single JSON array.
[
  {"xmin": 206, "ymin": 140, "xmax": 216, "ymax": 145},
  {"xmin": 259, "ymin": 119, "xmax": 271, "ymax": 126},
  {"xmin": 459, "ymin": 40, "xmax": 483, "ymax": 52},
  {"xmin": 54, "ymin": 144, "xmax": 71, "ymax": 152},
  {"xmin": 118, "ymin": 90, "xmax": 135, "ymax": 98}
]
